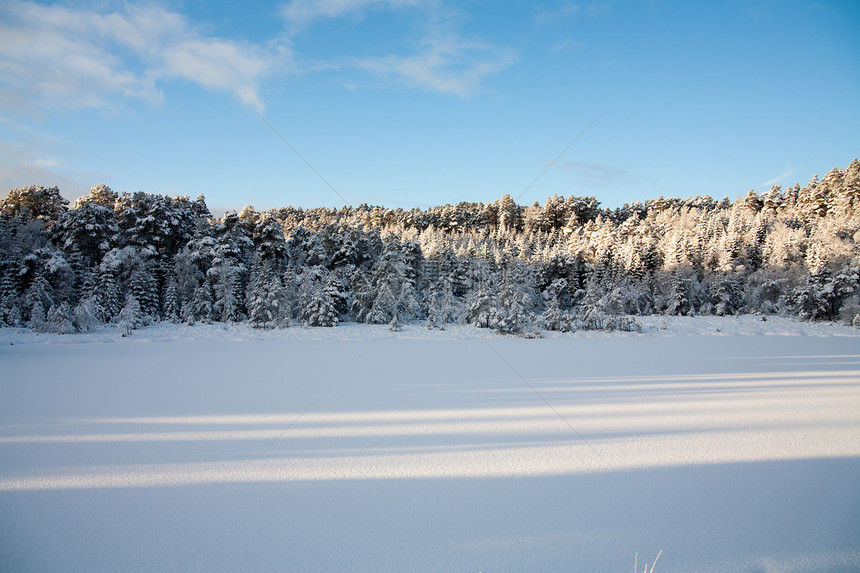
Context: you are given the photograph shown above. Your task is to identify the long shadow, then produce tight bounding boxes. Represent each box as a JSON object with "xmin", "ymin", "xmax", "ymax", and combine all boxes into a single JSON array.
[
  {"xmin": 2, "ymin": 336, "xmax": 859, "ymax": 571},
  {"xmin": 2, "ymin": 457, "xmax": 858, "ymax": 572}
]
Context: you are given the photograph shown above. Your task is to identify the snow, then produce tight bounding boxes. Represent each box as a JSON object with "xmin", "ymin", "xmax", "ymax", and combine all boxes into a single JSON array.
[{"xmin": 1, "ymin": 318, "xmax": 859, "ymax": 572}]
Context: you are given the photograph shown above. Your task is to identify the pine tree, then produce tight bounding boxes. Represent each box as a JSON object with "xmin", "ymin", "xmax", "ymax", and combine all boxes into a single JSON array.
[
  {"xmin": 253, "ymin": 215, "xmax": 289, "ymax": 270},
  {"xmin": 1, "ymin": 185, "xmax": 69, "ymax": 224},
  {"xmin": 6, "ymin": 305, "xmax": 23, "ymax": 328},
  {"xmin": 162, "ymin": 279, "xmax": 181, "ymax": 323},
  {"xmin": 542, "ymin": 278, "xmax": 573, "ymax": 332},
  {"xmin": 367, "ymin": 279, "xmax": 398, "ymax": 324},
  {"xmin": 425, "ymin": 285, "xmax": 442, "ymax": 329},
  {"xmin": 24, "ymin": 274, "xmax": 53, "ymax": 330},
  {"xmin": 73, "ymin": 297, "xmax": 100, "ymax": 332},
  {"xmin": 247, "ymin": 262, "xmax": 287, "ymax": 329},
  {"xmin": 792, "ymin": 272, "xmax": 832, "ymax": 321},
  {"xmin": 710, "ymin": 272, "xmax": 743, "ymax": 316},
  {"xmin": 117, "ymin": 294, "xmax": 141, "ymax": 336},
  {"xmin": 494, "ymin": 260, "xmax": 539, "ymax": 336},
  {"xmin": 47, "ymin": 302, "xmax": 76, "ymax": 334},
  {"xmin": 94, "ymin": 268, "xmax": 122, "ymax": 323},
  {"xmin": 303, "ymin": 286, "xmax": 338, "ymax": 327},
  {"xmin": 209, "ymin": 262, "xmax": 245, "ymax": 323},
  {"xmin": 189, "ymin": 283, "xmax": 214, "ymax": 324},
  {"xmin": 349, "ymin": 269, "xmax": 376, "ymax": 323},
  {"xmin": 464, "ymin": 278, "xmax": 497, "ymax": 329},
  {"xmin": 53, "ymin": 202, "xmax": 117, "ymax": 267},
  {"xmin": 365, "ymin": 244, "xmax": 417, "ymax": 325},
  {"xmin": 664, "ymin": 270, "xmax": 693, "ymax": 316},
  {"xmin": 0, "ymin": 272, "xmax": 21, "ymax": 326},
  {"xmin": 130, "ymin": 268, "xmax": 160, "ymax": 324}
]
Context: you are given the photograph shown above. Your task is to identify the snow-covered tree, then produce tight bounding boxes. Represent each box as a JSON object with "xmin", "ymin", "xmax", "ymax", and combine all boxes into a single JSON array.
[
  {"xmin": 93, "ymin": 267, "xmax": 122, "ymax": 323},
  {"xmin": 2, "ymin": 159, "xmax": 857, "ymax": 333},
  {"xmin": 709, "ymin": 272, "xmax": 743, "ymax": 316},
  {"xmin": 247, "ymin": 261, "xmax": 287, "ymax": 329},
  {"xmin": 188, "ymin": 283, "xmax": 215, "ymax": 324},
  {"xmin": 0, "ymin": 272, "xmax": 21, "ymax": 326},
  {"xmin": 161, "ymin": 279, "xmax": 181, "ymax": 323},
  {"xmin": 209, "ymin": 261, "xmax": 244, "ymax": 323},
  {"xmin": 117, "ymin": 294, "xmax": 141, "ymax": 336},
  {"xmin": 73, "ymin": 297, "xmax": 100, "ymax": 332},
  {"xmin": 494, "ymin": 259, "xmax": 540, "ymax": 337},
  {"xmin": 463, "ymin": 273, "xmax": 497, "ymax": 329},
  {"xmin": 299, "ymin": 267, "xmax": 338, "ymax": 327},
  {"xmin": 129, "ymin": 267, "xmax": 160, "ymax": 324},
  {"xmin": 253, "ymin": 215, "xmax": 288, "ymax": 270},
  {"xmin": 24, "ymin": 273, "xmax": 53, "ymax": 330},
  {"xmin": 47, "ymin": 302, "xmax": 76, "ymax": 334},
  {"xmin": 1, "ymin": 185, "xmax": 68, "ymax": 224}
]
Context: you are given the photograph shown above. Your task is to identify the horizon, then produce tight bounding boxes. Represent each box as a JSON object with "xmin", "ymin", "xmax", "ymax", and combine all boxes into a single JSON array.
[{"xmin": 2, "ymin": 1, "xmax": 858, "ymax": 215}]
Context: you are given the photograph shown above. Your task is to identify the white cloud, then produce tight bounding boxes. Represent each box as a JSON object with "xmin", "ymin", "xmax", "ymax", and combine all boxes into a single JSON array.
[
  {"xmin": 354, "ymin": 35, "xmax": 515, "ymax": 97},
  {"xmin": 0, "ymin": 0, "xmax": 513, "ymax": 113},
  {"xmin": 162, "ymin": 40, "xmax": 273, "ymax": 112},
  {"xmin": 0, "ymin": 1, "xmax": 283, "ymax": 113},
  {"xmin": 280, "ymin": 0, "xmax": 514, "ymax": 98}
]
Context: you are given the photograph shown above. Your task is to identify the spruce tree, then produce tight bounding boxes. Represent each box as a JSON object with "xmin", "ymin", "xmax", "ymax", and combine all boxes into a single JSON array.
[{"xmin": 47, "ymin": 302, "xmax": 76, "ymax": 334}]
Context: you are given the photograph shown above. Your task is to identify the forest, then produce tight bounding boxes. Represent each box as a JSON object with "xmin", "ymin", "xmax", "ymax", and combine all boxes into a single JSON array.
[{"xmin": 1, "ymin": 159, "xmax": 858, "ymax": 336}]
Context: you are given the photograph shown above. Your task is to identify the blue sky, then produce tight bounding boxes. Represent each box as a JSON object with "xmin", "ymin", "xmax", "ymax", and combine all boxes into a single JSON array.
[{"xmin": 1, "ymin": 1, "xmax": 858, "ymax": 215}]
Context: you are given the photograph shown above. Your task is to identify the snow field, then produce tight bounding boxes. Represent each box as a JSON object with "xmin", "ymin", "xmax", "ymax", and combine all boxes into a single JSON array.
[{"xmin": 1, "ymin": 318, "xmax": 859, "ymax": 571}]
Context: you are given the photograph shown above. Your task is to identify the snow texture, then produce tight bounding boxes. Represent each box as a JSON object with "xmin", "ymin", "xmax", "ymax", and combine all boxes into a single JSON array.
[{"xmin": 1, "ymin": 317, "xmax": 859, "ymax": 572}]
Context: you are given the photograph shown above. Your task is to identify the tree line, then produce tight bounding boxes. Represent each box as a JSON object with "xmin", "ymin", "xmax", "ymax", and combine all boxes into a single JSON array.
[{"xmin": 1, "ymin": 159, "xmax": 858, "ymax": 336}]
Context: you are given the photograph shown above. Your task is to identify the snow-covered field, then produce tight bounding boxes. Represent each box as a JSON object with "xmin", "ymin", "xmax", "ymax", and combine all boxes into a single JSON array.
[{"xmin": 1, "ymin": 317, "xmax": 859, "ymax": 572}]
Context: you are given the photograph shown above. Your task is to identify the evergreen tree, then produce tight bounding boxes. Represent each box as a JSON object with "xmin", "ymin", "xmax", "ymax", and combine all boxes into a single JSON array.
[
  {"xmin": 299, "ymin": 268, "xmax": 338, "ymax": 327},
  {"xmin": 663, "ymin": 269, "xmax": 693, "ymax": 316},
  {"xmin": 464, "ymin": 277, "xmax": 497, "ymax": 329},
  {"xmin": 52, "ymin": 202, "xmax": 117, "ymax": 267},
  {"xmin": 130, "ymin": 268, "xmax": 160, "ymax": 324},
  {"xmin": 73, "ymin": 297, "xmax": 100, "ymax": 332},
  {"xmin": 93, "ymin": 268, "xmax": 122, "ymax": 323},
  {"xmin": 162, "ymin": 279, "xmax": 181, "ymax": 323},
  {"xmin": 2, "ymin": 160, "xmax": 857, "ymax": 332},
  {"xmin": 247, "ymin": 261, "xmax": 287, "ymax": 329},
  {"xmin": 47, "ymin": 302, "xmax": 76, "ymax": 334},
  {"xmin": 494, "ymin": 260, "xmax": 539, "ymax": 336},
  {"xmin": 542, "ymin": 278, "xmax": 573, "ymax": 332},
  {"xmin": 1, "ymin": 185, "xmax": 69, "ymax": 224},
  {"xmin": 117, "ymin": 294, "xmax": 141, "ymax": 336},
  {"xmin": 189, "ymin": 283, "xmax": 215, "ymax": 324},
  {"xmin": 710, "ymin": 272, "xmax": 743, "ymax": 316},
  {"xmin": 253, "ymin": 215, "xmax": 289, "ymax": 270},
  {"xmin": 24, "ymin": 273, "xmax": 53, "ymax": 329},
  {"xmin": 0, "ymin": 272, "xmax": 21, "ymax": 326},
  {"xmin": 349, "ymin": 269, "xmax": 376, "ymax": 323}
]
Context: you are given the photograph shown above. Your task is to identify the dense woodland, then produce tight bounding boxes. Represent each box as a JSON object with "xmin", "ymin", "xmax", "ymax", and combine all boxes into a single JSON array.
[{"xmin": 1, "ymin": 160, "xmax": 859, "ymax": 336}]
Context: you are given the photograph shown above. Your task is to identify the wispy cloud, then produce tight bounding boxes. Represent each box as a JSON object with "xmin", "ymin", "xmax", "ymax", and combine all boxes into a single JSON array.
[
  {"xmin": 0, "ymin": 1, "xmax": 284, "ymax": 113},
  {"xmin": 281, "ymin": 0, "xmax": 514, "ymax": 97},
  {"xmin": 0, "ymin": 139, "xmax": 96, "ymax": 200},
  {"xmin": 0, "ymin": 0, "xmax": 513, "ymax": 113},
  {"xmin": 354, "ymin": 35, "xmax": 515, "ymax": 98},
  {"xmin": 549, "ymin": 39, "xmax": 581, "ymax": 54},
  {"xmin": 760, "ymin": 166, "xmax": 796, "ymax": 189},
  {"xmin": 282, "ymin": 0, "xmax": 424, "ymax": 27},
  {"xmin": 535, "ymin": 1, "xmax": 611, "ymax": 25}
]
